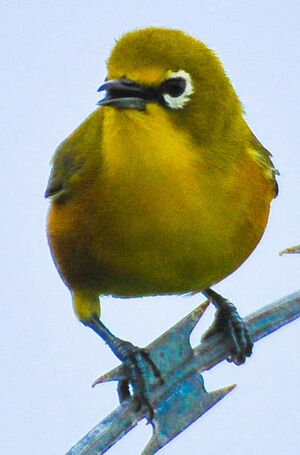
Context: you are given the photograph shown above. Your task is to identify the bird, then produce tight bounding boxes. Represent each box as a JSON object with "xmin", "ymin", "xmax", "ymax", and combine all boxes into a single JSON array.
[{"xmin": 45, "ymin": 27, "xmax": 278, "ymax": 416}]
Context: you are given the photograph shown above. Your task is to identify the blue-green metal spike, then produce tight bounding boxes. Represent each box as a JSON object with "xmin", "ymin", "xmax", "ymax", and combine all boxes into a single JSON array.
[
  {"xmin": 147, "ymin": 300, "xmax": 210, "ymax": 375},
  {"xmin": 142, "ymin": 375, "xmax": 235, "ymax": 455},
  {"xmin": 66, "ymin": 290, "xmax": 300, "ymax": 455},
  {"xmin": 93, "ymin": 300, "xmax": 210, "ymax": 387}
]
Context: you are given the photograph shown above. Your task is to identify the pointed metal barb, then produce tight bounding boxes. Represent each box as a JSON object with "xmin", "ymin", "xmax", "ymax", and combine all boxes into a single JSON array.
[
  {"xmin": 93, "ymin": 300, "xmax": 210, "ymax": 387},
  {"xmin": 279, "ymin": 243, "xmax": 300, "ymax": 255},
  {"xmin": 65, "ymin": 290, "xmax": 300, "ymax": 455},
  {"xmin": 142, "ymin": 379, "xmax": 236, "ymax": 455}
]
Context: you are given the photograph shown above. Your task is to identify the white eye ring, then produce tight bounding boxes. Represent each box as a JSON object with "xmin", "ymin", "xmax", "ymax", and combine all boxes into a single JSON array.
[{"xmin": 162, "ymin": 70, "xmax": 193, "ymax": 110}]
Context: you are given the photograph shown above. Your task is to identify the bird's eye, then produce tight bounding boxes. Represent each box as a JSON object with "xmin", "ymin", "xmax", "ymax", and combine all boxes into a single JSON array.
[
  {"xmin": 160, "ymin": 77, "xmax": 186, "ymax": 97},
  {"xmin": 160, "ymin": 70, "xmax": 193, "ymax": 110}
]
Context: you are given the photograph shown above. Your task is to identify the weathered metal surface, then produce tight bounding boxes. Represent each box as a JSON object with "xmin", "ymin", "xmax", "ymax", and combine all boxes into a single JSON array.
[
  {"xmin": 279, "ymin": 244, "xmax": 300, "ymax": 255},
  {"xmin": 66, "ymin": 290, "xmax": 300, "ymax": 455}
]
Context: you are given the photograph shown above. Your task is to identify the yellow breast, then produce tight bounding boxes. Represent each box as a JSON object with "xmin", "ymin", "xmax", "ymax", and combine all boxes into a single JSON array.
[
  {"xmin": 48, "ymin": 104, "xmax": 273, "ymax": 298},
  {"xmin": 83, "ymin": 105, "xmax": 273, "ymax": 296}
]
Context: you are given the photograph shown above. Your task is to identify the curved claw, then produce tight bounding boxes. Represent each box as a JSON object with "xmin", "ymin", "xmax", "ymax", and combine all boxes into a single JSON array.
[
  {"xmin": 117, "ymin": 379, "xmax": 131, "ymax": 402},
  {"xmin": 224, "ymin": 309, "xmax": 253, "ymax": 364},
  {"xmin": 115, "ymin": 344, "xmax": 164, "ymax": 422},
  {"xmin": 202, "ymin": 306, "xmax": 253, "ymax": 365},
  {"xmin": 87, "ymin": 316, "xmax": 164, "ymax": 422}
]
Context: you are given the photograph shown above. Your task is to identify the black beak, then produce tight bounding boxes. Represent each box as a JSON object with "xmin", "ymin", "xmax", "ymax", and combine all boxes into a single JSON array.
[{"xmin": 97, "ymin": 78, "xmax": 162, "ymax": 110}]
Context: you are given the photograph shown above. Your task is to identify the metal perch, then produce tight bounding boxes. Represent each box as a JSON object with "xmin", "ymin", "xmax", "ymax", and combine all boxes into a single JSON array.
[{"xmin": 65, "ymin": 290, "xmax": 300, "ymax": 455}]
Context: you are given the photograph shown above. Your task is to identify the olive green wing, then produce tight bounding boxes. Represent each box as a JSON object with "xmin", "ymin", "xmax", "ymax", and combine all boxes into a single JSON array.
[
  {"xmin": 45, "ymin": 144, "xmax": 83, "ymax": 201},
  {"xmin": 249, "ymin": 131, "xmax": 279, "ymax": 198},
  {"xmin": 45, "ymin": 109, "xmax": 104, "ymax": 202}
]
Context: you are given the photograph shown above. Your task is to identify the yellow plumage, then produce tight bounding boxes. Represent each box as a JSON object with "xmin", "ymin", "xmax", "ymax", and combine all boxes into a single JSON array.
[{"xmin": 46, "ymin": 27, "xmax": 278, "ymax": 374}]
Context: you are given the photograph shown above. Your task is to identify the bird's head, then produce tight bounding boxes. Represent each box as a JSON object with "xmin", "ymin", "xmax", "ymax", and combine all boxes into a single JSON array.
[{"xmin": 98, "ymin": 28, "xmax": 243, "ymax": 145}]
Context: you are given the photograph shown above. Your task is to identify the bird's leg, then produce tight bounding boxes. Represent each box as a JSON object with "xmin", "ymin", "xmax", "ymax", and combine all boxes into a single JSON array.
[
  {"xmin": 86, "ymin": 316, "xmax": 163, "ymax": 420},
  {"xmin": 202, "ymin": 288, "xmax": 253, "ymax": 365}
]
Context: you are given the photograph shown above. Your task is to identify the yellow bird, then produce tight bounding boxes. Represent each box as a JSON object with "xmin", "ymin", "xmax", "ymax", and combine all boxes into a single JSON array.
[{"xmin": 45, "ymin": 28, "xmax": 278, "ymax": 412}]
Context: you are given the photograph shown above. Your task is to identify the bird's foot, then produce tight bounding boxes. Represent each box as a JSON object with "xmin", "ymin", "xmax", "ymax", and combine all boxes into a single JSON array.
[
  {"xmin": 87, "ymin": 317, "xmax": 163, "ymax": 421},
  {"xmin": 202, "ymin": 299, "xmax": 253, "ymax": 365},
  {"xmin": 113, "ymin": 340, "xmax": 164, "ymax": 421}
]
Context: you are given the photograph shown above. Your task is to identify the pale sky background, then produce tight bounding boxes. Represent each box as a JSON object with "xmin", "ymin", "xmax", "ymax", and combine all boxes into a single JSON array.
[{"xmin": 1, "ymin": 1, "xmax": 299, "ymax": 454}]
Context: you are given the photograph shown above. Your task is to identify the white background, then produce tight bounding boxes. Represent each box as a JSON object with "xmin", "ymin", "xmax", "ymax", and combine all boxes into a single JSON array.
[{"xmin": 1, "ymin": 1, "xmax": 299, "ymax": 454}]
